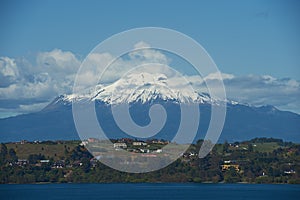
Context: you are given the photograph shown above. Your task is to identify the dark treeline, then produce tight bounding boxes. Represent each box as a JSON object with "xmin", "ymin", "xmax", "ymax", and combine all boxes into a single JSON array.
[{"xmin": 0, "ymin": 138, "xmax": 299, "ymax": 184}]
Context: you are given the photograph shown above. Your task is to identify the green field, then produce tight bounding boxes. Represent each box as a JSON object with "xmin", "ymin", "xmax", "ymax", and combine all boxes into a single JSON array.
[
  {"xmin": 214, "ymin": 141, "xmax": 282, "ymax": 155},
  {"xmin": 3, "ymin": 140, "xmax": 284, "ymax": 160},
  {"xmin": 252, "ymin": 142, "xmax": 280, "ymax": 153},
  {"xmin": 6, "ymin": 141, "xmax": 79, "ymax": 160}
]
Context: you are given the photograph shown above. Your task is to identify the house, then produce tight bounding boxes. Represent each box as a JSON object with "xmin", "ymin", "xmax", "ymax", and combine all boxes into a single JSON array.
[
  {"xmin": 221, "ymin": 160, "xmax": 240, "ymax": 172},
  {"xmin": 151, "ymin": 139, "xmax": 169, "ymax": 145},
  {"xmin": 73, "ymin": 161, "xmax": 83, "ymax": 166},
  {"xmin": 132, "ymin": 141, "xmax": 147, "ymax": 146},
  {"xmin": 155, "ymin": 149, "xmax": 163, "ymax": 153},
  {"xmin": 182, "ymin": 152, "xmax": 196, "ymax": 158},
  {"xmin": 221, "ymin": 164, "xmax": 240, "ymax": 172},
  {"xmin": 88, "ymin": 138, "xmax": 99, "ymax": 143},
  {"xmin": 52, "ymin": 160, "xmax": 65, "ymax": 168},
  {"xmin": 20, "ymin": 140, "xmax": 28, "ymax": 144},
  {"xmin": 16, "ymin": 159, "xmax": 28, "ymax": 166},
  {"xmin": 189, "ymin": 152, "xmax": 196, "ymax": 156},
  {"xmin": 80, "ymin": 141, "xmax": 88, "ymax": 146},
  {"xmin": 113, "ymin": 142, "xmax": 127, "ymax": 149},
  {"xmin": 40, "ymin": 160, "xmax": 50, "ymax": 163},
  {"xmin": 119, "ymin": 138, "xmax": 133, "ymax": 143},
  {"xmin": 284, "ymin": 170, "xmax": 296, "ymax": 175},
  {"xmin": 90, "ymin": 158, "xmax": 98, "ymax": 167},
  {"xmin": 139, "ymin": 149, "xmax": 150, "ymax": 153}
]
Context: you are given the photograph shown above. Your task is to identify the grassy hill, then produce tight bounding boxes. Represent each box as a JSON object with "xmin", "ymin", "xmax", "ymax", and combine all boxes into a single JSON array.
[{"xmin": 6, "ymin": 141, "xmax": 79, "ymax": 160}]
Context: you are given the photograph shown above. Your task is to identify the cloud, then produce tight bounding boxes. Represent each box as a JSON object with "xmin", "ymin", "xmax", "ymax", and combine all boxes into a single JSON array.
[
  {"xmin": 0, "ymin": 50, "xmax": 80, "ymax": 100},
  {"xmin": 0, "ymin": 57, "xmax": 20, "ymax": 87},
  {"xmin": 0, "ymin": 49, "xmax": 81, "ymax": 116},
  {"xmin": 0, "ymin": 101, "xmax": 48, "ymax": 119},
  {"xmin": 128, "ymin": 41, "xmax": 169, "ymax": 64},
  {"xmin": 0, "ymin": 44, "xmax": 299, "ymax": 117},
  {"xmin": 0, "ymin": 43, "xmax": 173, "ymax": 116},
  {"xmin": 80, "ymin": 42, "xmax": 171, "ymax": 84},
  {"xmin": 192, "ymin": 73, "xmax": 300, "ymax": 113},
  {"xmin": 204, "ymin": 72, "xmax": 234, "ymax": 81},
  {"xmin": 36, "ymin": 48, "xmax": 80, "ymax": 75}
]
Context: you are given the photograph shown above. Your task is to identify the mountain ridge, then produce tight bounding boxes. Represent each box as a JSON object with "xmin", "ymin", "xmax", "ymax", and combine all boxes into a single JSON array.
[{"xmin": 0, "ymin": 72, "xmax": 299, "ymax": 143}]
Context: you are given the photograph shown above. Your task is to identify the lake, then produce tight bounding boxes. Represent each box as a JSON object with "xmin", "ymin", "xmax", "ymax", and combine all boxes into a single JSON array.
[{"xmin": 0, "ymin": 183, "xmax": 299, "ymax": 200}]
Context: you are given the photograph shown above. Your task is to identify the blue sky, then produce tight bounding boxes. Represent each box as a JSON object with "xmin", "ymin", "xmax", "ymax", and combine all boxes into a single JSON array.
[
  {"xmin": 1, "ymin": 0, "xmax": 299, "ymax": 78},
  {"xmin": 0, "ymin": 0, "xmax": 299, "ymax": 117}
]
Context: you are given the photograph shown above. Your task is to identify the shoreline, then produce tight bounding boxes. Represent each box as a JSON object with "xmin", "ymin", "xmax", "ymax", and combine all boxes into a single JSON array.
[{"xmin": 2, "ymin": 181, "xmax": 300, "ymax": 185}]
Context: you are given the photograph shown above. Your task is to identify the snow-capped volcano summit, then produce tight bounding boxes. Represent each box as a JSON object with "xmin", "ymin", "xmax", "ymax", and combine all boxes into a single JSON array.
[
  {"xmin": 61, "ymin": 72, "xmax": 216, "ymax": 104},
  {"xmin": 1, "ymin": 71, "xmax": 300, "ymax": 143}
]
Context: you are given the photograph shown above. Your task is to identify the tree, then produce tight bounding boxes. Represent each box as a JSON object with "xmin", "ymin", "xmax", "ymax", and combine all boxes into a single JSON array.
[
  {"xmin": 223, "ymin": 141, "xmax": 229, "ymax": 153},
  {"xmin": 248, "ymin": 143, "xmax": 253, "ymax": 152},
  {"xmin": 81, "ymin": 157, "xmax": 91, "ymax": 173},
  {"xmin": 28, "ymin": 154, "xmax": 46, "ymax": 164},
  {"xmin": 8, "ymin": 148, "xmax": 18, "ymax": 162},
  {"xmin": 0, "ymin": 144, "xmax": 8, "ymax": 164},
  {"xmin": 224, "ymin": 167, "xmax": 241, "ymax": 183}
]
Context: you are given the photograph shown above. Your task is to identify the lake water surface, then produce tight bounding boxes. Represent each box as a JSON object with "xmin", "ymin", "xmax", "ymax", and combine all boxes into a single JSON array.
[{"xmin": 0, "ymin": 183, "xmax": 299, "ymax": 200}]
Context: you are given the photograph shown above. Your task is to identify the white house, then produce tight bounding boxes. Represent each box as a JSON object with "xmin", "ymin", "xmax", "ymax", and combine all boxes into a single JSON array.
[
  {"xmin": 155, "ymin": 149, "xmax": 163, "ymax": 153},
  {"xmin": 133, "ymin": 141, "xmax": 147, "ymax": 146},
  {"xmin": 114, "ymin": 143, "xmax": 127, "ymax": 149}
]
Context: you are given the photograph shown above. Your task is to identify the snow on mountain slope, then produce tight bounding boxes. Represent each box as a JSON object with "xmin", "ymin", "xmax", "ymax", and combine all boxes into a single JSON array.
[
  {"xmin": 2, "ymin": 73, "xmax": 300, "ymax": 143},
  {"xmin": 60, "ymin": 72, "xmax": 224, "ymax": 105}
]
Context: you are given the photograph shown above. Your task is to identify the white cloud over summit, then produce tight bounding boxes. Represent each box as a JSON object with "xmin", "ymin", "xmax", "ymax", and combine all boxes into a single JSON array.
[
  {"xmin": 0, "ymin": 46, "xmax": 299, "ymax": 118},
  {"xmin": 129, "ymin": 41, "xmax": 170, "ymax": 64}
]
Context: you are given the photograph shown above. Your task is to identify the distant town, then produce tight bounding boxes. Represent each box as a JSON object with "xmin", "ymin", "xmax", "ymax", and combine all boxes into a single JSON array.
[
  {"xmin": 0, "ymin": 137, "xmax": 299, "ymax": 184},
  {"xmin": 80, "ymin": 137, "xmax": 169, "ymax": 154}
]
